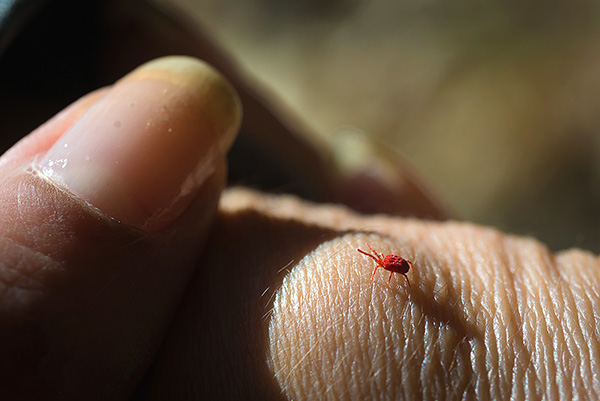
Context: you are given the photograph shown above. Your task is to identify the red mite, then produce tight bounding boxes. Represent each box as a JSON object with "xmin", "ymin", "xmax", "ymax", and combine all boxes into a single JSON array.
[{"xmin": 357, "ymin": 243, "xmax": 413, "ymax": 287}]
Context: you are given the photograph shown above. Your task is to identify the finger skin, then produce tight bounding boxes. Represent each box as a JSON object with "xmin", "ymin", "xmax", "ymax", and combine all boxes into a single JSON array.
[
  {"xmin": 0, "ymin": 56, "xmax": 240, "ymax": 400},
  {"xmin": 0, "ymin": 162, "xmax": 225, "ymax": 400},
  {"xmin": 136, "ymin": 188, "xmax": 600, "ymax": 400}
]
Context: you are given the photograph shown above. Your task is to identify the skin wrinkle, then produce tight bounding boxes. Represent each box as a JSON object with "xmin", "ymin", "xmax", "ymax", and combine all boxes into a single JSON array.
[
  {"xmin": 362, "ymin": 273, "xmax": 379, "ymax": 398},
  {"xmin": 558, "ymin": 251, "xmax": 600, "ymax": 399},
  {"xmin": 415, "ymin": 229, "xmax": 484, "ymax": 399},
  {"xmin": 496, "ymin": 235, "xmax": 525, "ymax": 400},
  {"xmin": 344, "ymin": 245, "xmax": 373, "ymax": 400},
  {"xmin": 373, "ymin": 292, "xmax": 394, "ymax": 399},
  {"xmin": 491, "ymin": 237, "xmax": 521, "ymax": 400},
  {"xmin": 505, "ymin": 240, "xmax": 539, "ymax": 399},
  {"xmin": 251, "ymin": 189, "xmax": 600, "ymax": 400},
  {"xmin": 0, "ymin": 175, "xmax": 83, "ymax": 306},
  {"xmin": 513, "ymin": 239, "xmax": 548, "ymax": 399},
  {"xmin": 453, "ymin": 255, "xmax": 479, "ymax": 399},
  {"xmin": 388, "ymin": 298, "xmax": 407, "ymax": 397},
  {"xmin": 577, "ymin": 252, "xmax": 600, "ymax": 394},
  {"xmin": 326, "ymin": 303, "xmax": 345, "ymax": 396},
  {"xmin": 282, "ymin": 233, "xmax": 528, "ymax": 398},
  {"xmin": 297, "ymin": 268, "xmax": 326, "ymax": 394},
  {"xmin": 484, "ymin": 249, "xmax": 503, "ymax": 398},
  {"xmin": 0, "ymin": 237, "xmax": 60, "ymax": 293},
  {"xmin": 404, "ymin": 304, "xmax": 422, "ymax": 400},
  {"xmin": 398, "ymin": 303, "xmax": 412, "ymax": 394},
  {"xmin": 347, "ymin": 295, "xmax": 366, "ymax": 395},
  {"xmin": 555, "ymin": 272, "xmax": 584, "ymax": 399},
  {"xmin": 582, "ymin": 276, "xmax": 600, "ymax": 396},
  {"xmin": 452, "ymin": 231, "xmax": 495, "ymax": 399},
  {"xmin": 568, "ymin": 281, "xmax": 592, "ymax": 398},
  {"xmin": 531, "ymin": 239, "xmax": 582, "ymax": 398},
  {"xmin": 444, "ymin": 248, "xmax": 474, "ymax": 394},
  {"xmin": 518, "ymin": 239, "xmax": 560, "ymax": 399},
  {"xmin": 539, "ymin": 245, "xmax": 571, "ymax": 400},
  {"xmin": 422, "ymin": 321, "xmax": 437, "ymax": 399}
]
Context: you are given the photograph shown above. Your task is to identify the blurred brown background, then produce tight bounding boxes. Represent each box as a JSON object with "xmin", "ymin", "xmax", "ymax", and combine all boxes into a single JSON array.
[
  {"xmin": 0, "ymin": 0, "xmax": 597, "ymax": 253},
  {"xmin": 171, "ymin": 0, "xmax": 600, "ymax": 253}
]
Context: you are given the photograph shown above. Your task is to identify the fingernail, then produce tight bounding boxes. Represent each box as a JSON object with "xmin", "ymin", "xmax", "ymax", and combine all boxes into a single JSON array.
[{"xmin": 37, "ymin": 56, "xmax": 241, "ymax": 231}]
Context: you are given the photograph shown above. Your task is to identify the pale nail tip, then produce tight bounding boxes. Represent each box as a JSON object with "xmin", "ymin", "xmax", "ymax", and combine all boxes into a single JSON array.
[
  {"xmin": 138, "ymin": 55, "xmax": 212, "ymax": 72},
  {"xmin": 126, "ymin": 56, "xmax": 222, "ymax": 87}
]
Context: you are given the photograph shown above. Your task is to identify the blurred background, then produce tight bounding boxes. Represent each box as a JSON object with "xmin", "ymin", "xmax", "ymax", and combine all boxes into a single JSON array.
[
  {"xmin": 171, "ymin": 0, "xmax": 600, "ymax": 252},
  {"xmin": 0, "ymin": 0, "xmax": 599, "ymax": 253}
]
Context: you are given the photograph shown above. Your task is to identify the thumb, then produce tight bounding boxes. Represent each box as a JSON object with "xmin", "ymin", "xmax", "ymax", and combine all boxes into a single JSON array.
[{"xmin": 0, "ymin": 56, "xmax": 240, "ymax": 400}]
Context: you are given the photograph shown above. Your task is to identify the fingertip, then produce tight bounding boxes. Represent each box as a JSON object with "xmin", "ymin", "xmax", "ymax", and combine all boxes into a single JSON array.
[
  {"xmin": 0, "ymin": 56, "xmax": 239, "ymax": 399},
  {"xmin": 36, "ymin": 56, "xmax": 241, "ymax": 232}
]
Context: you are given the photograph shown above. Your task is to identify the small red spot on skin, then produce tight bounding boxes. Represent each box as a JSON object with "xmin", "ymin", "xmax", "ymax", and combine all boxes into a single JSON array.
[{"xmin": 357, "ymin": 243, "xmax": 413, "ymax": 287}]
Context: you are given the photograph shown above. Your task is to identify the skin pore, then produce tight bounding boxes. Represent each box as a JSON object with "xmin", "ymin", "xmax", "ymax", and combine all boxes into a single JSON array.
[{"xmin": 135, "ymin": 187, "xmax": 600, "ymax": 400}]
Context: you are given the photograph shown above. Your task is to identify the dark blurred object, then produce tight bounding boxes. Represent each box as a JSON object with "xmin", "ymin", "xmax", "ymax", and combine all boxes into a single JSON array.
[
  {"xmin": 0, "ymin": 0, "xmax": 47, "ymax": 53},
  {"xmin": 0, "ymin": 0, "xmax": 103, "ymax": 147}
]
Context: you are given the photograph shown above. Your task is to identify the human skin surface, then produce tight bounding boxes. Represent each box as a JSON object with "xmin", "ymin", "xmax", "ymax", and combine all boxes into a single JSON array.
[
  {"xmin": 1, "ymin": 54, "xmax": 598, "ymax": 400},
  {"xmin": 135, "ymin": 187, "xmax": 600, "ymax": 400}
]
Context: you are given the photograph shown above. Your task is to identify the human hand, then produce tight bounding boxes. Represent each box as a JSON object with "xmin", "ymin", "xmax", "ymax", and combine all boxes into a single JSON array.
[
  {"xmin": 0, "ymin": 56, "xmax": 240, "ymax": 399},
  {"xmin": 134, "ymin": 187, "xmax": 600, "ymax": 400},
  {"xmin": 2, "ymin": 55, "xmax": 598, "ymax": 401}
]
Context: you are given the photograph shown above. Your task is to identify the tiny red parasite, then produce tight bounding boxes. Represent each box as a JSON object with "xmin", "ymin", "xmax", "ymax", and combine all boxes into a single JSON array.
[{"xmin": 357, "ymin": 243, "xmax": 413, "ymax": 287}]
